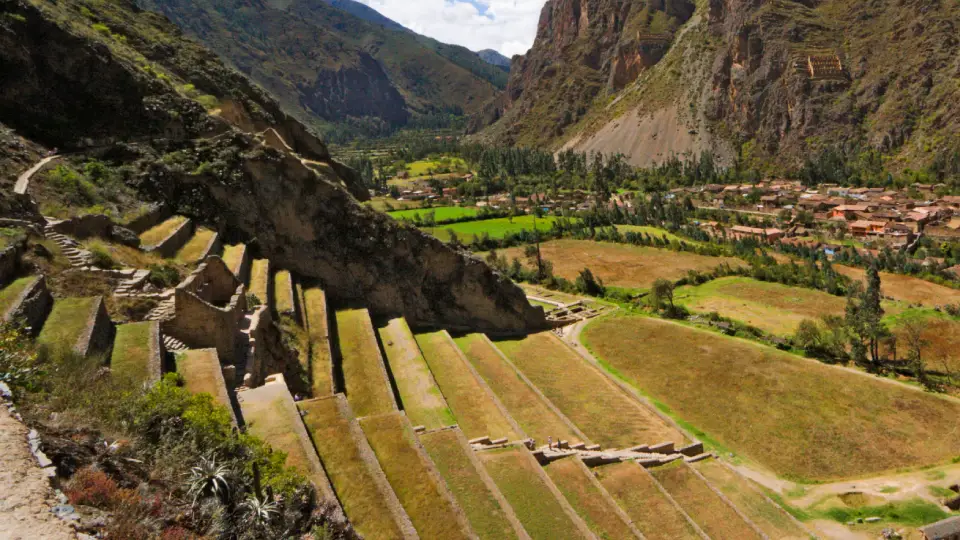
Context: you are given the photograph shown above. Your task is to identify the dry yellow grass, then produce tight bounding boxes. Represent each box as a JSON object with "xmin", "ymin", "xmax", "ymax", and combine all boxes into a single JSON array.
[
  {"xmin": 139, "ymin": 215, "xmax": 187, "ymax": 247},
  {"xmin": 336, "ymin": 309, "xmax": 396, "ymax": 418},
  {"xmin": 274, "ymin": 270, "xmax": 295, "ymax": 315},
  {"xmin": 836, "ymin": 265, "xmax": 960, "ymax": 307},
  {"xmin": 221, "ymin": 244, "xmax": 246, "ymax": 276},
  {"xmin": 175, "ymin": 227, "xmax": 216, "ymax": 263},
  {"xmin": 378, "ymin": 319, "xmax": 454, "ymax": 430},
  {"xmin": 543, "ymin": 457, "xmax": 637, "ymax": 539},
  {"xmin": 302, "ymin": 288, "xmax": 333, "ymax": 397},
  {"xmin": 248, "ymin": 259, "xmax": 270, "ymax": 306},
  {"xmin": 596, "ymin": 462, "xmax": 701, "ymax": 540}
]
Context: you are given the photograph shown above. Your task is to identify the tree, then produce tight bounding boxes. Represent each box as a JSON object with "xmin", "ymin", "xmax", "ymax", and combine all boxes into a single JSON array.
[
  {"xmin": 901, "ymin": 320, "xmax": 938, "ymax": 391},
  {"xmin": 845, "ymin": 266, "xmax": 888, "ymax": 369},
  {"xmin": 575, "ymin": 268, "xmax": 605, "ymax": 297},
  {"xmin": 649, "ymin": 279, "xmax": 675, "ymax": 312}
]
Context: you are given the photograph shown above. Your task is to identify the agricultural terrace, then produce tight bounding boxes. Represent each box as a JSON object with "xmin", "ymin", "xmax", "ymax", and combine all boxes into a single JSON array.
[
  {"xmin": 885, "ymin": 309, "xmax": 960, "ymax": 373},
  {"xmin": 37, "ymin": 297, "xmax": 99, "ymax": 352},
  {"xmin": 138, "ymin": 215, "xmax": 187, "ymax": 247},
  {"xmin": 421, "ymin": 215, "xmax": 563, "ymax": 243},
  {"xmin": 388, "ymin": 206, "xmax": 479, "ymax": 224},
  {"xmin": 174, "ymin": 349, "xmax": 232, "ymax": 412},
  {"xmin": 297, "ymin": 398, "xmax": 406, "ymax": 540},
  {"xmin": 175, "ymin": 227, "xmax": 216, "ymax": 263},
  {"xmin": 495, "ymin": 239, "xmax": 744, "ymax": 291},
  {"xmin": 378, "ymin": 319, "xmax": 454, "ymax": 430},
  {"xmin": 419, "ymin": 429, "xmax": 520, "ymax": 539},
  {"xmin": 302, "ymin": 288, "xmax": 333, "ymax": 397},
  {"xmin": 478, "ymin": 447, "xmax": 590, "ymax": 539},
  {"xmin": 366, "ymin": 196, "xmax": 421, "ymax": 212},
  {"xmin": 110, "ymin": 322, "xmax": 156, "ymax": 384},
  {"xmin": 543, "ymin": 457, "xmax": 636, "ymax": 539},
  {"xmin": 649, "ymin": 461, "xmax": 763, "ymax": 539},
  {"xmin": 415, "ymin": 331, "xmax": 519, "ymax": 441},
  {"xmin": 583, "ymin": 314, "xmax": 960, "ymax": 481},
  {"xmin": 692, "ymin": 459, "xmax": 809, "ymax": 539},
  {"xmin": 454, "ymin": 333, "xmax": 583, "ymax": 445},
  {"xmin": 273, "ymin": 270, "xmax": 295, "ymax": 315},
  {"xmin": 0, "ymin": 276, "xmax": 37, "ymax": 316},
  {"xmin": 404, "ymin": 157, "xmax": 468, "ymax": 178},
  {"xmin": 596, "ymin": 462, "xmax": 701, "ymax": 540},
  {"xmin": 674, "ymin": 277, "xmax": 849, "ymax": 336},
  {"xmin": 248, "ymin": 259, "xmax": 270, "ymax": 306},
  {"xmin": 221, "ymin": 244, "xmax": 245, "ymax": 276},
  {"xmin": 836, "ymin": 265, "xmax": 960, "ymax": 307},
  {"xmin": 335, "ymin": 309, "xmax": 396, "ymax": 418},
  {"xmin": 359, "ymin": 413, "xmax": 471, "ymax": 540},
  {"xmin": 494, "ymin": 332, "xmax": 686, "ymax": 448}
]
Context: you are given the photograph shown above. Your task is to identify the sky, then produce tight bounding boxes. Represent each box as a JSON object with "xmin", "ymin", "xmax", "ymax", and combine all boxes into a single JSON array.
[{"xmin": 355, "ymin": 0, "xmax": 548, "ymax": 57}]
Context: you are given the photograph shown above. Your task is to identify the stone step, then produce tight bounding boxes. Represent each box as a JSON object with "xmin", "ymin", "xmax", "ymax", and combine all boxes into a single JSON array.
[{"xmin": 163, "ymin": 334, "xmax": 188, "ymax": 352}]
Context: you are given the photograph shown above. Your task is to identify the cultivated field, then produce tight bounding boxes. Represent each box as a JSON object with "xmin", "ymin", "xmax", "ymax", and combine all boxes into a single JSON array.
[
  {"xmin": 335, "ymin": 309, "xmax": 396, "ymax": 418},
  {"xmin": 886, "ymin": 310, "xmax": 960, "ymax": 373},
  {"xmin": 415, "ymin": 331, "xmax": 518, "ymax": 441},
  {"xmin": 138, "ymin": 215, "xmax": 187, "ymax": 247},
  {"xmin": 494, "ymin": 332, "xmax": 686, "ymax": 448},
  {"xmin": 404, "ymin": 157, "xmax": 468, "ymax": 178},
  {"xmin": 421, "ymin": 215, "xmax": 562, "ymax": 243},
  {"xmin": 478, "ymin": 447, "xmax": 589, "ymax": 539},
  {"xmin": 596, "ymin": 462, "xmax": 701, "ymax": 540},
  {"xmin": 175, "ymin": 227, "xmax": 216, "ymax": 263},
  {"xmin": 543, "ymin": 457, "xmax": 637, "ymax": 539},
  {"xmin": 649, "ymin": 461, "xmax": 762, "ymax": 539},
  {"xmin": 836, "ymin": 265, "xmax": 960, "ymax": 307},
  {"xmin": 297, "ymin": 398, "xmax": 406, "ymax": 540},
  {"xmin": 455, "ymin": 333, "xmax": 583, "ymax": 445},
  {"xmin": 495, "ymin": 239, "xmax": 744, "ymax": 291},
  {"xmin": 378, "ymin": 319, "xmax": 454, "ymax": 430},
  {"xmin": 388, "ymin": 206, "xmax": 479, "ymax": 223},
  {"xmin": 109, "ymin": 322, "xmax": 155, "ymax": 384},
  {"xmin": 359, "ymin": 413, "xmax": 471, "ymax": 540},
  {"xmin": 616, "ymin": 225, "xmax": 702, "ymax": 246},
  {"xmin": 419, "ymin": 428, "xmax": 520, "ymax": 539},
  {"xmin": 302, "ymin": 288, "xmax": 333, "ymax": 397},
  {"xmin": 583, "ymin": 314, "xmax": 960, "ymax": 481}
]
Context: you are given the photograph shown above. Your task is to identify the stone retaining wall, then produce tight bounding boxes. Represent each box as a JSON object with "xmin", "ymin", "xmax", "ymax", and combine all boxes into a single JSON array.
[
  {"xmin": 76, "ymin": 297, "xmax": 113, "ymax": 359},
  {"xmin": 2, "ymin": 275, "xmax": 52, "ymax": 335},
  {"xmin": 125, "ymin": 204, "xmax": 171, "ymax": 235},
  {"xmin": 146, "ymin": 321, "xmax": 164, "ymax": 385},
  {"xmin": 0, "ymin": 239, "xmax": 25, "ymax": 286},
  {"xmin": 145, "ymin": 218, "xmax": 194, "ymax": 257}
]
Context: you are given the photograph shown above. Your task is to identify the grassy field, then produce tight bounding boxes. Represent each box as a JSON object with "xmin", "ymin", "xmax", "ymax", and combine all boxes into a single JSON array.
[
  {"xmin": 595, "ymin": 462, "xmax": 701, "ymax": 540},
  {"xmin": 543, "ymin": 457, "xmax": 637, "ymax": 539},
  {"xmin": 617, "ymin": 225, "xmax": 702, "ymax": 246},
  {"xmin": 175, "ymin": 349, "xmax": 231, "ymax": 411},
  {"xmin": 478, "ymin": 447, "xmax": 589, "ymax": 539},
  {"xmin": 110, "ymin": 322, "xmax": 155, "ymax": 384},
  {"xmin": 378, "ymin": 319, "xmax": 454, "ymax": 430},
  {"xmin": 836, "ymin": 265, "xmax": 960, "ymax": 307},
  {"xmin": 692, "ymin": 459, "xmax": 808, "ymax": 539},
  {"xmin": 139, "ymin": 215, "xmax": 187, "ymax": 247},
  {"xmin": 0, "ymin": 276, "xmax": 36, "ymax": 316},
  {"xmin": 336, "ymin": 309, "xmax": 396, "ymax": 418},
  {"xmin": 675, "ymin": 277, "xmax": 849, "ymax": 335},
  {"xmin": 297, "ymin": 398, "xmax": 406, "ymax": 540},
  {"xmin": 455, "ymin": 334, "xmax": 582, "ymax": 445},
  {"xmin": 37, "ymin": 297, "xmax": 98, "ymax": 352},
  {"xmin": 649, "ymin": 461, "xmax": 763, "ymax": 539},
  {"xmin": 422, "ymin": 215, "xmax": 563, "ymax": 243},
  {"xmin": 495, "ymin": 240, "xmax": 744, "ymax": 291},
  {"xmin": 174, "ymin": 227, "xmax": 215, "ymax": 263},
  {"xmin": 583, "ymin": 314, "xmax": 960, "ymax": 481},
  {"xmin": 415, "ymin": 331, "xmax": 518, "ymax": 441},
  {"xmin": 359, "ymin": 413, "xmax": 471, "ymax": 540},
  {"xmin": 248, "ymin": 259, "xmax": 269, "ymax": 306},
  {"xmin": 404, "ymin": 157, "xmax": 467, "ymax": 178},
  {"xmin": 494, "ymin": 332, "xmax": 685, "ymax": 448},
  {"xmin": 221, "ymin": 244, "xmax": 245, "ymax": 276},
  {"xmin": 274, "ymin": 270, "xmax": 295, "ymax": 315},
  {"xmin": 302, "ymin": 288, "xmax": 333, "ymax": 397},
  {"xmin": 84, "ymin": 239, "xmax": 170, "ymax": 270},
  {"xmin": 419, "ymin": 429, "xmax": 520, "ymax": 539},
  {"xmin": 388, "ymin": 206, "xmax": 480, "ymax": 223},
  {"xmin": 885, "ymin": 309, "xmax": 960, "ymax": 373}
]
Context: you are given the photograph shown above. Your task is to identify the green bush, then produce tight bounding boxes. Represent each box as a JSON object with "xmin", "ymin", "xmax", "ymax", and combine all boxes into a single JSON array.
[
  {"xmin": 89, "ymin": 244, "xmax": 115, "ymax": 269},
  {"xmin": 147, "ymin": 263, "xmax": 181, "ymax": 288},
  {"xmin": 0, "ymin": 324, "xmax": 42, "ymax": 394}
]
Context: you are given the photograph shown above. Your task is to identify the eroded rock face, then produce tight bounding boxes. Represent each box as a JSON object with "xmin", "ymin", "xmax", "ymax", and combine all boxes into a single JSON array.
[{"xmin": 300, "ymin": 52, "xmax": 410, "ymax": 126}]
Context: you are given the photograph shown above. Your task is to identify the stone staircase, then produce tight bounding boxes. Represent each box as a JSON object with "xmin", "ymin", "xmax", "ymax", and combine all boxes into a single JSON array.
[
  {"xmin": 43, "ymin": 222, "xmax": 93, "ymax": 268},
  {"xmin": 162, "ymin": 334, "xmax": 187, "ymax": 352},
  {"xmin": 144, "ymin": 297, "xmax": 175, "ymax": 322},
  {"xmin": 114, "ymin": 269, "xmax": 151, "ymax": 296}
]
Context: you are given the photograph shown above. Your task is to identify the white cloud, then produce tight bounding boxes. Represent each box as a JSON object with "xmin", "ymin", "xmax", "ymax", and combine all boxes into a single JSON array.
[{"xmin": 355, "ymin": 0, "xmax": 547, "ymax": 57}]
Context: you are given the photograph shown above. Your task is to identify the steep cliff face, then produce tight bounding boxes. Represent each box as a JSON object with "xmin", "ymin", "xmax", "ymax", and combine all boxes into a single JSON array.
[
  {"xmin": 300, "ymin": 52, "xmax": 410, "ymax": 126},
  {"xmin": 0, "ymin": 0, "xmax": 546, "ymax": 333}
]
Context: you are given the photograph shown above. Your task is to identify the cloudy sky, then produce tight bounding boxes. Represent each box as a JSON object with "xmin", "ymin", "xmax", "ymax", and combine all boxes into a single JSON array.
[{"xmin": 355, "ymin": 0, "xmax": 548, "ymax": 57}]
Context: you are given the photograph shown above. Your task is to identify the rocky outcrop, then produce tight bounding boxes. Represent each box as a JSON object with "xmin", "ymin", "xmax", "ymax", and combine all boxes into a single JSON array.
[{"xmin": 300, "ymin": 53, "xmax": 410, "ymax": 126}]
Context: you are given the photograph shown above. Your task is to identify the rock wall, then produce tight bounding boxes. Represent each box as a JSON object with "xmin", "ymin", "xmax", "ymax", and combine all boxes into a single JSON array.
[
  {"xmin": 0, "ymin": 238, "xmax": 24, "ymax": 285},
  {"xmin": 77, "ymin": 297, "xmax": 114, "ymax": 359},
  {"xmin": 2, "ymin": 275, "xmax": 52, "ymax": 335},
  {"xmin": 145, "ymin": 218, "xmax": 194, "ymax": 257}
]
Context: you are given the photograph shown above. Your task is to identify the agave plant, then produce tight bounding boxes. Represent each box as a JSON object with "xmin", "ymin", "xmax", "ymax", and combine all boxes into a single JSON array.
[
  {"xmin": 235, "ymin": 493, "xmax": 281, "ymax": 538},
  {"xmin": 186, "ymin": 456, "xmax": 233, "ymax": 506}
]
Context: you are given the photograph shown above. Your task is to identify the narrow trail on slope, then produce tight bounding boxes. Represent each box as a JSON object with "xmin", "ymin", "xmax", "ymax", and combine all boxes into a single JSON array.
[{"xmin": 14, "ymin": 155, "xmax": 59, "ymax": 195}]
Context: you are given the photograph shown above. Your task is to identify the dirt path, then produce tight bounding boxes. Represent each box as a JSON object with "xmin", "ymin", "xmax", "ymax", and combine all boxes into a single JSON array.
[
  {"xmin": 0, "ymin": 404, "xmax": 75, "ymax": 539},
  {"xmin": 14, "ymin": 155, "xmax": 58, "ymax": 195}
]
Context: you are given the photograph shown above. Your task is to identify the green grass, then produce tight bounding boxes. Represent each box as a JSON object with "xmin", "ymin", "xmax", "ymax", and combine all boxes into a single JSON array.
[
  {"xmin": 649, "ymin": 461, "xmax": 763, "ymax": 539},
  {"xmin": 388, "ymin": 206, "xmax": 479, "ymax": 223},
  {"xmin": 378, "ymin": 319, "xmax": 454, "ymax": 430},
  {"xmin": 455, "ymin": 334, "xmax": 582, "ymax": 445},
  {"xmin": 303, "ymin": 288, "xmax": 333, "ymax": 398},
  {"xmin": 415, "ymin": 331, "xmax": 518, "ymax": 441},
  {"xmin": 616, "ymin": 225, "xmax": 702, "ymax": 246},
  {"xmin": 110, "ymin": 322, "xmax": 156, "ymax": 384},
  {"xmin": 139, "ymin": 215, "xmax": 187, "ymax": 247},
  {"xmin": 174, "ymin": 349, "xmax": 231, "ymax": 411},
  {"xmin": 477, "ymin": 446, "xmax": 588, "ymax": 539},
  {"xmin": 543, "ymin": 457, "xmax": 636, "ymax": 539},
  {"xmin": 37, "ymin": 297, "xmax": 98, "ymax": 352},
  {"xmin": 248, "ymin": 259, "xmax": 269, "ymax": 306},
  {"xmin": 692, "ymin": 459, "xmax": 808, "ymax": 539},
  {"xmin": 0, "ymin": 227, "xmax": 24, "ymax": 251},
  {"xmin": 221, "ymin": 244, "xmax": 246, "ymax": 276},
  {"xmin": 494, "ymin": 332, "xmax": 685, "ymax": 448},
  {"xmin": 274, "ymin": 270, "xmax": 295, "ymax": 315},
  {"xmin": 419, "ymin": 429, "xmax": 519, "ymax": 539},
  {"xmin": 595, "ymin": 462, "xmax": 701, "ymax": 540},
  {"xmin": 297, "ymin": 398, "xmax": 406, "ymax": 540},
  {"xmin": 174, "ymin": 226, "xmax": 215, "ymax": 263},
  {"xmin": 421, "ymin": 215, "xmax": 564, "ymax": 243},
  {"xmin": 405, "ymin": 157, "xmax": 467, "ymax": 178},
  {"xmin": 582, "ymin": 314, "xmax": 960, "ymax": 481},
  {"xmin": 0, "ymin": 276, "xmax": 37, "ymax": 317},
  {"xmin": 815, "ymin": 497, "xmax": 950, "ymax": 527},
  {"xmin": 336, "ymin": 309, "xmax": 396, "ymax": 418},
  {"xmin": 359, "ymin": 413, "xmax": 471, "ymax": 540}
]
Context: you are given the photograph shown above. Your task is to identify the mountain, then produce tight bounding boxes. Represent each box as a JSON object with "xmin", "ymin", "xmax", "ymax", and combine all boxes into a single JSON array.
[
  {"xmin": 473, "ymin": 0, "xmax": 960, "ymax": 170},
  {"xmin": 477, "ymin": 49, "xmax": 511, "ymax": 70},
  {"xmin": 321, "ymin": 0, "xmax": 409, "ymax": 33},
  {"xmin": 137, "ymin": 0, "xmax": 508, "ymax": 139}
]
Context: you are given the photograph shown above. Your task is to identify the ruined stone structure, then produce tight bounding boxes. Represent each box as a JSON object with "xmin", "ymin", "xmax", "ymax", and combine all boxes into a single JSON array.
[
  {"xmin": 144, "ymin": 217, "xmax": 194, "ymax": 257},
  {"xmin": 76, "ymin": 297, "xmax": 114, "ymax": 359},
  {"xmin": 1, "ymin": 276, "xmax": 52, "ymax": 335},
  {"xmin": 806, "ymin": 54, "xmax": 845, "ymax": 80}
]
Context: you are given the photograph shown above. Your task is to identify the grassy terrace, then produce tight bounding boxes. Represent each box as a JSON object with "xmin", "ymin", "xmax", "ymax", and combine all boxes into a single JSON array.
[
  {"xmin": 175, "ymin": 227, "xmax": 216, "ymax": 263},
  {"xmin": 693, "ymin": 459, "xmax": 808, "ymax": 540},
  {"xmin": 110, "ymin": 322, "xmax": 155, "ymax": 384},
  {"xmin": 455, "ymin": 334, "xmax": 582, "ymax": 445},
  {"xmin": 478, "ymin": 447, "xmax": 589, "ymax": 539},
  {"xmin": 0, "ymin": 276, "xmax": 36, "ymax": 316},
  {"xmin": 616, "ymin": 225, "xmax": 703, "ymax": 246},
  {"xmin": 543, "ymin": 457, "xmax": 637, "ymax": 539},
  {"xmin": 139, "ymin": 215, "xmax": 187, "ymax": 247},
  {"xmin": 596, "ymin": 462, "xmax": 701, "ymax": 540},
  {"xmin": 388, "ymin": 206, "xmax": 479, "ymax": 223},
  {"xmin": 221, "ymin": 244, "xmax": 245, "ymax": 276},
  {"xmin": 297, "ymin": 398, "xmax": 405, "ymax": 540},
  {"xmin": 420, "ymin": 429, "xmax": 519, "ymax": 539},
  {"xmin": 583, "ymin": 314, "xmax": 960, "ymax": 481},
  {"xmin": 359, "ymin": 413, "xmax": 471, "ymax": 540},
  {"xmin": 302, "ymin": 288, "xmax": 333, "ymax": 397},
  {"xmin": 248, "ymin": 259, "xmax": 269, "ymax": 306},
  {"xmin": 378, "ymin": 319, "xmax": 454, "ymax": 430},
  {"xmin": 650, "ymin": 461, "xmax": 762, "ymax": 539},
  {"xmin": 415, "ymin": 330, "xmax": 518, "ymax": 441},
  {"xmin": 421, "ymin": 215, "xmax": 563, "ymax": 243},
  {"xmin": 37, "ymin": 297, "xmax": 98, "ymax": 352},
  {"xmin": 336, "ymin": 309, "xmax": 396, "ymax": 418},
  {"xmin": 274, "ymin": 270, "xmax": 295, "ymax": 315},
  {"xmin": 495, "ymin": 332, "xmax": 685, "ymax": 448},
  {"xmin": 836, "ymin": 265, "xmax": 960, "ymax": 307},
  {"xmin": 175, "ymin": 349, "xmax": 232, "ymax": 411},
  {"xmin": 887, "ymin": 309, "xmax": 960, "ymax": 372}
]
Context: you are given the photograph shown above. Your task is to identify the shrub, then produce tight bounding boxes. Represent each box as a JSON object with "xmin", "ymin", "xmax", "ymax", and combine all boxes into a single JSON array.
[
  {"xmin": 64, "ymin": 466, "xmax": 121, "ymax": 507},
  {"xmin": 147, "ymin": 263, "xmax": 180, "ymax": 288},
  {"xmin": 0, "ymin": 324, "xmax": 42, "ymax": 393},
  {"xmin": 89, "ymin": 244, "xmax": 116, "ymax": 269}
]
